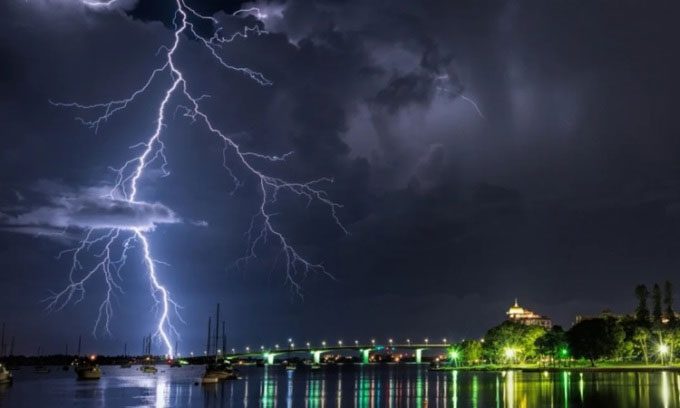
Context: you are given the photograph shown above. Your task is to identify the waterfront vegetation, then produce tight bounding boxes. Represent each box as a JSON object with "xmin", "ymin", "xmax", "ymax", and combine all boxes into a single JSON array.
[{"xmin": 449, "ymin": 281, "xmax": 680, "ymax": 370}]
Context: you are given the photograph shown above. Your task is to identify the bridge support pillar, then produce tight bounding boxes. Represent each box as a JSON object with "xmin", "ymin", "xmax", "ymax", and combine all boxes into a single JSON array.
[
  {"xmin": 311, "ymin": 351, "xmax": 323, "ymax": 364},
  {"xmin": 264, "ymin": 353, "xmax": 277, "ymax": 365},
  {"xmin": 360, "ymin": 349, "xmax": 371, "ymax": 364},
  {"xmin": 415, "ymin": 349, "xmax": 425, "ymax": 364}
]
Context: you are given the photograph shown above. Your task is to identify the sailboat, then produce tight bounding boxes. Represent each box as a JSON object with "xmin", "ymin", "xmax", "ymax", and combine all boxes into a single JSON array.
[
  {"xmin": 75, "ymin": 358, "xmax": 102, "ymax": 380},
  {"xmin": 120, "ymin": 343, "xmax": 132, "ymax": 368},
  {"xmin": 34, "ymin": 347, "xmax": 50, "ymax": 373},
  {"xmin": 140, "ymin": 335, "xmax": 158, "ymax": 373},
  {"xmin": 0, "ymin": 363, "xmax": 12, "ymax": 385},
  {"xmin": 169, "ymin": 341, "xmax": 181, "ymax": 367},
  {"xmin": 62, "ymin": 343, "xmax": 70, "ymax": 371},
  {"xmin": 74, "ymin": 337, "xmax": 101, "ymax": 380},
  {"xmin": 202, "ymin": 304, "xmax": 237, "ymax": 383}
]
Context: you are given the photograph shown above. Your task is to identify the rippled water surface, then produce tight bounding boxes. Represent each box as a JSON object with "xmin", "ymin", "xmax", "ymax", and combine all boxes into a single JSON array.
[{"xmin": 1, "ymin": 365, "xmax": 679, "ymax": 407}]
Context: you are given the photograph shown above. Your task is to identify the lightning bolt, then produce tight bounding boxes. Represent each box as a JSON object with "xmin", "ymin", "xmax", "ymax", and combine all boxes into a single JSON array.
[{"xmin": 47, "ymin": 0, "xmax": 346, "ymax": 357}]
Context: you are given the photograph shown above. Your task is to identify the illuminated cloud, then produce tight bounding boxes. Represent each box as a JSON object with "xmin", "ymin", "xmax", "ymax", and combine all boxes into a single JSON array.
[{"xmin": 1, "ymin": 183, "xmax": 180, "ymax": 234}]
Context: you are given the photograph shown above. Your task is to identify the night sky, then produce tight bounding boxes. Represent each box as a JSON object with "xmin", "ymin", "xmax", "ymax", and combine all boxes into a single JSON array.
[{"xmin": 2, "ymin": 0, "xmax": 680, "ymax": 356}]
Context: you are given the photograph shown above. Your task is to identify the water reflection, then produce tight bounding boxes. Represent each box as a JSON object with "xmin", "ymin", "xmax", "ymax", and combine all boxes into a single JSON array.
[{"xmin": 3, "ymin": 366, "xmax": 680, "ymax": 407}]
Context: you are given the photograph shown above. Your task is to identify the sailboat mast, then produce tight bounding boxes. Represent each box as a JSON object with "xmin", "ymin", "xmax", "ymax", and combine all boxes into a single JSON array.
[
  {"xmin": 1, "ymin": 322, "xmax": 5, "ymax": 357},
  {"xmin": 77, "ymin": 335, "xmax": 82, "ymax": 357},
  {"xmin": 215, "ymin": 303, "xmax": 220, "ymax": 358},
  {"xmin": 222, "ymin": 322, "xmax": 226, "ymax": 356},
  {"xmin": 206, "ymin": 317, "xmax": 212, "ymax": 358}
]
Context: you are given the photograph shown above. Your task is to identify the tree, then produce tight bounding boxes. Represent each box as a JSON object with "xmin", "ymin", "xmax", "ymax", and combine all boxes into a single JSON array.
[
  {"xmin": 664, "ymin": 281, "xmax": 675, "ymax": 325},
  {"xmin": 567, "ymin": 318, "xmax": 625, "ymax": 366},
  {"xmin": 461, "ymin": 340, "xmax": 483, "ymax": 366},
  {"xmin": 635, "ymin": 284, "xmax": 650, "ymax": 324},
  {"xmin": 483, "ymin": 321, "xmax": 546, "ymax": 364},
  {"xmin": 535, "ymin": 326, "xmax": 568, "ymax": 365},
  {"xmin": 632, "ymin": 326, "xmax": 650, "ymax": 364},
  {"xmin": 653, "ymin": 283, "xmax": 663, "ymax": 325}
]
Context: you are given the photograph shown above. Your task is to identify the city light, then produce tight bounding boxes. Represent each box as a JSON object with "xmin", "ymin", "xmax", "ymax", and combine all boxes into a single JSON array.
[
  {"xmin": 504, "ymin": 347, "xmax": 516, "ymax": 363},
  {"xmin": 658, "ymin": 343, "xmax": 670, "ymax": 365}
]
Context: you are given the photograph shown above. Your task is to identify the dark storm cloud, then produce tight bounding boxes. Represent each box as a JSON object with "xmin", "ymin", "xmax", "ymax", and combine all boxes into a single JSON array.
[{"xmin": 1, "ymin": 0, "xmax": 680, "ymax": 354}]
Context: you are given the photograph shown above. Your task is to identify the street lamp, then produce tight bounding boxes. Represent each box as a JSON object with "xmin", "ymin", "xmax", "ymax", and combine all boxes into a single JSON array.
[
  {"xmin": 371, "ymin": 339, "xmax": 376, "ymax": 345},
  {"xmin": 450, "ymin": 349, "xmax": 460, "ymax": 366},
  {"xmin": 443, "ymin": 338, "xmax": 447, "ymax": 344},
  {"xmin": 321, "ymin": 341, "xmax": 326, "ymax": 347},
  {"xmin": 407, "ymin": 339, "xmax": 411, "ymax": 345},
  {"xmin": 246, "ymin": 346, "xmax": 250, "ymax": 352},
  {"xmin": 338, "ymin": 340, "xmax": 343, "ymax": 346},
  {"xmin": 504, "ymin": 347, "xmax": 516, "ymax": 364},
  {"xmin": 424, "ymin": 338, "xmax": 429, "ymax": 344},
  {"xmin": 355, "ymin": 340, "xmax": 359, "ymax": 346},
  {"xmin": 306, "ymin": 342, "xmax": 311, "ymax": 348}
]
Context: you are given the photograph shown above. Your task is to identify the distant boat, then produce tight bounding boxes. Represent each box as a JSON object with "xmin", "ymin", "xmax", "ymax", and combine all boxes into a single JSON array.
[
  {"xmin": 204, "ymin": 361, "xmax": 238, "ymax": 380},
  {"xmin": 75, "ymin": 364, "xmax": 101, "ymax": 380},
  {"xmin": 140, "ymin": 365, "xmax": 158, "ymax": 373},
  {"xmin": 0, "ymin": 363, "xmax": 13, "ymax": 385},
  {"xmin": 140, "ymin": 335, "xmax": 157, "ymax": 373},
  {"xmin": 120, "ymin": 343, "xmax": 132, "ymax": 368},
  {"xmin": 200, "ymin": 372, "xmax": 220, "ymax": 384}
]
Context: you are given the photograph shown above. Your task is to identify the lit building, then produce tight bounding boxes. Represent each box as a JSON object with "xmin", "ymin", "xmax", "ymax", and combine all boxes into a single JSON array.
[{"xmin": 506, "ymin": 299, "xmax": 552, "ymax": 328}]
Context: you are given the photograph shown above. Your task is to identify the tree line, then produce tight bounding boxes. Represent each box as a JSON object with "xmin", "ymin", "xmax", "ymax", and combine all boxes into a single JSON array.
[{"xmin": 453, "ymin": 281, "xmax": 678, "ymax": 367}]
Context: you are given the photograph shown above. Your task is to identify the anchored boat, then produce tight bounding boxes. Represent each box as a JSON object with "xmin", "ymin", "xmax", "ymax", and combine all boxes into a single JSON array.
[
  {"xmin": 75, "ymin": 364, "xmax": 101, "ymax": 380},
  {"xmin": 0, "ymin": 363, "xmax": 13, "ymax": 385}
]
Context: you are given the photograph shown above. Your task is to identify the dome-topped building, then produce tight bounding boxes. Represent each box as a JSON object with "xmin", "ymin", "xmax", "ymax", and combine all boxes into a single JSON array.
[{"xmin": 506, "ymin": 299, "xmax": 552, "ymax": 328}]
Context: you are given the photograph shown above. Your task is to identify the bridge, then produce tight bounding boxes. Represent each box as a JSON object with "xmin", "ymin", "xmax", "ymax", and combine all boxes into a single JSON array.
[{"xmin": 221, "ymin": 340, "xmax": 459, "ymax": 365}]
